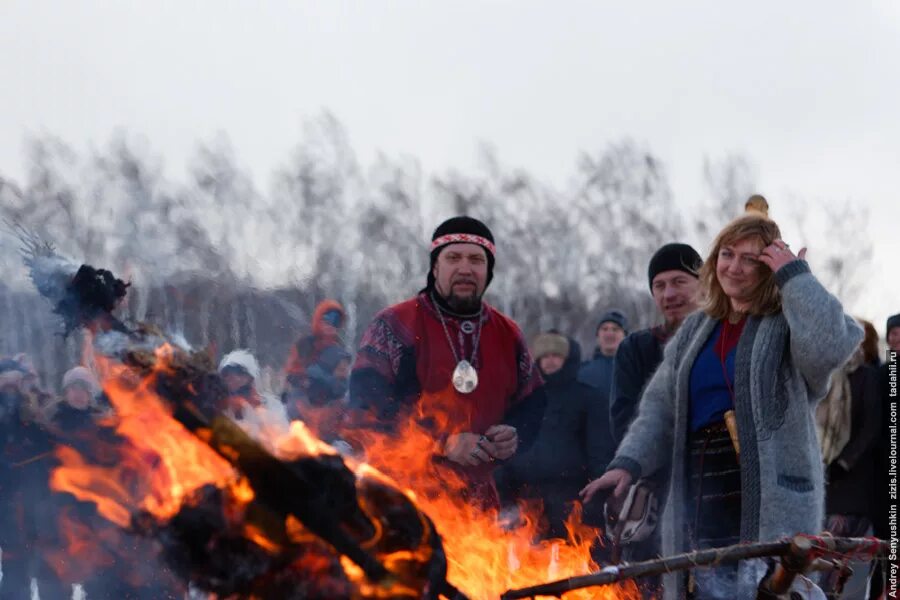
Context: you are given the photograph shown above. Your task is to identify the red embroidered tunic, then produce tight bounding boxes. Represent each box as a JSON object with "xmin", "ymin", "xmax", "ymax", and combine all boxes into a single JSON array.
[{"xmin": 350, "ymin": 292, "xmax": 544, "ymax": 501}]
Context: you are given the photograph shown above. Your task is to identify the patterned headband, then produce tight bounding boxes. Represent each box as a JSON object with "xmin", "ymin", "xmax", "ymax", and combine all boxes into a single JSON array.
[{"xmin": 430, "ymin": 234, "xmax": 496, "ymax": 256}]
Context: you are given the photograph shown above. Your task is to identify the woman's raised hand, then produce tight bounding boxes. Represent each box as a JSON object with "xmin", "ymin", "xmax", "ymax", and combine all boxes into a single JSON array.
[{"xmin": 759, "ymin": 239, "xmax": 807, "ymax": 273}]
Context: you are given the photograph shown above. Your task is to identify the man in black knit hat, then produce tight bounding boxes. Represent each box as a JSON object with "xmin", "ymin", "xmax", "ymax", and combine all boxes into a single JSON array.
[
  {"xmin": 609, "ymin": 242, "xmax": 703, "ymax": 444},
  {"xmin": 596, "ymin": 242, "xmax": 702, "ymax": 596},
  {"xmin": 349, "ymin": 216, "xmax": 545, "ymax": 506}
]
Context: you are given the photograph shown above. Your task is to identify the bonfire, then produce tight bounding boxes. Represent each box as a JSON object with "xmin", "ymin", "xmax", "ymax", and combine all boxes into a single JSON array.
[{"xmin": 20, "ymin": 232, "xmax": 638, "ymax": 599}]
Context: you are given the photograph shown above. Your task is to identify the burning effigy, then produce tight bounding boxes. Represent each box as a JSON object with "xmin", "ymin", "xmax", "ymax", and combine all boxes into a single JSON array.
[{"xmin": 16, "ymin": 233, "xmax": 639, "ymax": 599}]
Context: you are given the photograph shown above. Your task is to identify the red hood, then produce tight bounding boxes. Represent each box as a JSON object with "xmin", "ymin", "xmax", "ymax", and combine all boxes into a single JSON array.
[{"xmin": 312, "ymin": 299, "xmax": 345, "ymax": 336}]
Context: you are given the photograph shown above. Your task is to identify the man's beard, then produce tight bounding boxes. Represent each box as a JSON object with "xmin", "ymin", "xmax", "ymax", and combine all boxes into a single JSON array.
[{"xmin": 444, "ymin": 290, "xmax": 482, "ymax": 314}]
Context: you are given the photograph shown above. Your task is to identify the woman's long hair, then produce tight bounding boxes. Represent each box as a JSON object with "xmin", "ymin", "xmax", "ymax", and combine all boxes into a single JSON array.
[
  {"xmin": 858, "ymin": 318, "xmax": 881, "ymax": 366},
  {"xmin": 700, "ymin": 214, "xmax": 784, "ymax": 320}
]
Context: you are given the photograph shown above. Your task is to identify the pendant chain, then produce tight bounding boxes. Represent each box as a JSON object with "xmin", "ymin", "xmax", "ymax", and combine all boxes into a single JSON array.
[{"xmin": 431, "ymin": 293, "xmax": 484, "ymax": 369}]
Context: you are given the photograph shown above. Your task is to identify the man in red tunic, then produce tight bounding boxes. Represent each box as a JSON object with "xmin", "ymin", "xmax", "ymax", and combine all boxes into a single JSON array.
[{"xmin": 349, "ymin": 216, "xmax": 545, "ymax": 504}]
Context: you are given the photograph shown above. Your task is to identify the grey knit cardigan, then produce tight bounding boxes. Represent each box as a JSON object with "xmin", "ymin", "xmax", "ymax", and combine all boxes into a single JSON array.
[{"xmin": 607, "ymin": 260, "xmax": 864, "ymax": 599}]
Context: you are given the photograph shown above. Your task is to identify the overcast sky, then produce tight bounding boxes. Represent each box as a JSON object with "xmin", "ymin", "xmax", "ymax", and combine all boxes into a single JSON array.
[{"xmin": 2, "ymin": 1, "xmax": 898, "ymax": 331}]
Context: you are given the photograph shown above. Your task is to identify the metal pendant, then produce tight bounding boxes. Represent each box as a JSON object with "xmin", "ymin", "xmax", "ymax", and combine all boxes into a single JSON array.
[
  {"xmin": 460, "ymin": 321, "xmax": 475, "ymax": 334},
  {"xmin": 452, "ymin": 360, "xmax": 479, "ymax": 394}
]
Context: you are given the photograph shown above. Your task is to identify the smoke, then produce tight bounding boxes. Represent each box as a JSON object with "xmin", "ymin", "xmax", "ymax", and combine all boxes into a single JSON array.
[{"xmin": 693, "ymin": 563, "xmax": 738, "ymax": 598}]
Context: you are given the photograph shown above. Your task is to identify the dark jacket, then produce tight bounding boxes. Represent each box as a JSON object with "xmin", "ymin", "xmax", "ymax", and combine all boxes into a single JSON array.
[
  {"xmin": 578, "ymin": 350, "xmax": 614, "ymax": 394},
  {"xmin": 577, "ymin": 351, "xmax": 616, "ymax": 463},
  {"xmin": 873, "ymin": 359, "xmax": 897, "ymax": 536},
  {"xmin": 0, "ymin": 391, "xmax": 56, "ymax": 596},
  {"xmin": 825, "ymin": 364, "xmax": 881, "ymax": 517},
  {"xmin": 496, "ymin": 340, "xmax": 610, "ymax": 536},
  {"xmin": 609, "ymin": 325, "xmax": 671, "ymax": 446}
]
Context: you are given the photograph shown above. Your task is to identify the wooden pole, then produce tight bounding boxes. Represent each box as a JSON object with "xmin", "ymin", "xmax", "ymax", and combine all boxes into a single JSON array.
[{"xmin": 500, "ymin": 536, "xmax": 887, "ymax": 600}]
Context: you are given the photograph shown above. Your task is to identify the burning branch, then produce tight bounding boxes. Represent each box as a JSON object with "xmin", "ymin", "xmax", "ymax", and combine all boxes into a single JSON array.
[{"xmin": 500, "ymin": 535, "xmax": 887, "ymax": 599}]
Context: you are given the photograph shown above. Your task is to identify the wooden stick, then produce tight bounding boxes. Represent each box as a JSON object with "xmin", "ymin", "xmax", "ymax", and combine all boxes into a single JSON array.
[
  {"xmin": 500, "ymin": 536, "xmax": 887, "ymax": 600},
  {"xmin": 760, "ymin": 535, "xmax": 814, "ymax": 595}
]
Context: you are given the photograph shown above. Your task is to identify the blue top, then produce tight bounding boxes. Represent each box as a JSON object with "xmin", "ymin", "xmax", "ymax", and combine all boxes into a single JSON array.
[{"xmin": 689, "ymin": 322, "xmax": 736, "ymax": 432}]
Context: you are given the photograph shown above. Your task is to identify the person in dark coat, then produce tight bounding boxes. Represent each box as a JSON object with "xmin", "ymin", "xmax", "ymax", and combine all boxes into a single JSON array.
[
  {"xmin": 610, "ymin": 243, "xmax": 703, "ymax": 445},
  {"xmin": 817, "ymin": 343, "xmax": 881, "ymax": 596},
  {"xmin": 496, "ymin": 331, "xmax": 610, "ymax": 539},
  {"xmin": 0, "ymin": 355, "xmax": 58, "ymax": 599},
  {"xmin": 39, "ymin": 366, "xmax": 185, "ymax": 600},
  {"xmin": 870, "ymin": 312, "xmax": 899, "ymax": 599}
]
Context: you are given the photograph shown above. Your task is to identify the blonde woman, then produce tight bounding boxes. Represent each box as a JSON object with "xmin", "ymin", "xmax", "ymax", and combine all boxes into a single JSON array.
[{"xmin": 581, "ymin": 214, "xmax": 863, "ymax": 599}]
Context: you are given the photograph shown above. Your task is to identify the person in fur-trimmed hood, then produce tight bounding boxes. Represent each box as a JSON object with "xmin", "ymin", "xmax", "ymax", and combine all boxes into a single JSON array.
[
  {"xmin": 349, "ymin": 216, "xmax": 546, "ymax": 507},
  {"xmin": 581, "ymin": 214, "xmax": 863, "ymax": 600}
]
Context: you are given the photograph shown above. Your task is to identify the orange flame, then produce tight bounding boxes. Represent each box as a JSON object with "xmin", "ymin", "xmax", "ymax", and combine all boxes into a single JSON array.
[
  {"xmin": 50, "ymin": 346, "xmax": 638, "ymax": 599},
  {"xmin": 339, "ymin": 390, "xmax": 640, "ymax": 600},
  {"xmin": 51, "ymin": 346, "xmax": 235, "ymax": 526}
]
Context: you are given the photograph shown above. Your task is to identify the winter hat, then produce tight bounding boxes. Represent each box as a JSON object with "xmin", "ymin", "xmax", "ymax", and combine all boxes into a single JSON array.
[
  {"xmin": 62, "ymin": 366, "xmax": 101, "ymax": 397},
  {"xmin": 887, "ymin": 313, "xmax": 900, "ymax": 337},
  {"xmin": 597, "ymin": 309, "xmax": 629, "ymax": 334},
  {"xmin": 427, "ymin": 216, "xmax": 496, "ymax": 290},
  {"xmin": 532, "ymin": 331, "xmax": 570, "ymax": 361},
  {"xmin": 219, "ymin": 349, "xmax": 261, "ymax": 382},
  {"xmin": 317, "ymin": 345, "xmax": 352, "ymax": 374},
  {"xmin": 648, "ymin": 243, "xmax": 703, "ymax": 289}
]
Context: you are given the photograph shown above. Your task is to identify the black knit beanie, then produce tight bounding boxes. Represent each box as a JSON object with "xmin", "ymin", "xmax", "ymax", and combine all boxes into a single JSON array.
[
  {"xmin": 426, "ymin": 216, "xmax": 496, "ymax": 291},
  {"xmin": 647, "ymin": 243, "xmax": 703, "ymax": 289},
  {"xmin": 596, "ymin": 309, "xmax": 629, "ymax": 334},
  {"xmin": 887, "ymin": 313, "xmax": 900, "ymax": 337}
]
